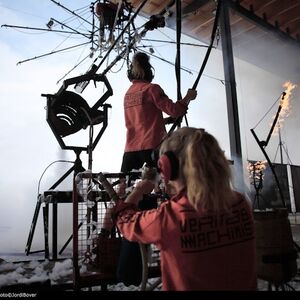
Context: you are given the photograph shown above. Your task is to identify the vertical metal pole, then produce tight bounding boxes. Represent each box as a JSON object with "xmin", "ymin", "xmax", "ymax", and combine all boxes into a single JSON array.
[
  {"xmin": 73, "ymin": 151, "xmax": 83, "ymax": 290},
  {"xmin": 52, "ymin": 200, "xmax": 58, "ymax": 260},
  {"xmin": 73, "ymin": 176, "xmax": 80, "ymax": 290},
  {"xmin": 278, "ymin": 127, "xmax": 284, "ymax": 164},
  {"xmin": 25, "ymin": 196, "xmax": 42, "ymax": 255},
  {"xmin": 175, "ymin": 0, "xmax": 182, "ymax": 101},
  {"xmin": 220, "ymin": 0, "xmax": 244, "ymax": 192},
  {"xmin": 43, "ymin": 204, "xmax": 49, "ymax": 259}
]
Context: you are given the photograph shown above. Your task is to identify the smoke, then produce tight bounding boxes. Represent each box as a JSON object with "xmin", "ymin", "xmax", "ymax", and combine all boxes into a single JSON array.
[{"xmin": 1, "ymin": 1, "xmax": 300, "ymax": 256}]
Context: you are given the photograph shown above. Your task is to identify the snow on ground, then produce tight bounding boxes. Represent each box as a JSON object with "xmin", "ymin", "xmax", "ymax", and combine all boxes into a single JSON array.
[
  {"xmin": 0, "ymin": 258, "xmax": 73, "ymax": 289},
  {"xmin": 0, "ymin": 257, "xmax": 152, "ymax": 291},
  {"xmin": 0, "ymin": 217, "xmax": 299, "ymax": 291},
  {"xmin": 1, "ymin": 255, "xmax": 299, "ymax": 291}
]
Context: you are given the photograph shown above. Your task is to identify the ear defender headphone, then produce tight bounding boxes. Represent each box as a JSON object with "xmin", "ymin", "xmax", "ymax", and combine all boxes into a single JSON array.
[{"xmin": 158, "ymin": 151, "xmax": 179, "ymax": 183}]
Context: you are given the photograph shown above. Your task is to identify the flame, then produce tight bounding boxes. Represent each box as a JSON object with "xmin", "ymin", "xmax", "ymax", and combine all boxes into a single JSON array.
[
  {"xmin": 247, "ymin": 160, "xmax": 267, "ymax": 182},
  {"xmin": 275, "ymin": 81, "xmax": 297, "ymax": 131}
]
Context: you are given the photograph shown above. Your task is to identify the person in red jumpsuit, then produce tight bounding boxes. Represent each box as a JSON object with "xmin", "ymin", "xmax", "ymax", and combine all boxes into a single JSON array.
[
  {"xmin": 113, "ymin": 127, "xmax": 257, "ymax": 290},
  {"xmin": 116, "ymin": 52, "xmax": 197, "ymax": 286},
  {"xmin": 121, "ymin": 51, "xmax": 197, "ymax": 172}
]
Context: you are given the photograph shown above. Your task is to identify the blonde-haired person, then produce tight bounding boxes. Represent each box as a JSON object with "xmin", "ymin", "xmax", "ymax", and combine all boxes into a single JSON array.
[{"xmin": 113, "ymin": 127, "xmax": 257, "ymax": 291}]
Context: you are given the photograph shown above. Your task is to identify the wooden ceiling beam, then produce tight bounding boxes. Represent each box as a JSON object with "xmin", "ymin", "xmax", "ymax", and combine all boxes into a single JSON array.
[
  {"xmin": 228, "ymin": 0, "xmax": 300, "ymax": 45},
  {"xmin": 182, "ymin": 0, "xmax": 211, "ymax": 17},
  {"xmin": 165, "ymin": 0, "xmax": 212, "ymax": 29}
]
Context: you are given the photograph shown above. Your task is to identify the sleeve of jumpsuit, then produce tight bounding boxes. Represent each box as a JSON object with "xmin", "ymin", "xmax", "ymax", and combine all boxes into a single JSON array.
[
  {"xmin": 148, "ymin": 84, "xmax": 188, "ymax": 118},
  {"xmin": 113, "ymin": 201, "xmax": 164, "ymax": 246}
]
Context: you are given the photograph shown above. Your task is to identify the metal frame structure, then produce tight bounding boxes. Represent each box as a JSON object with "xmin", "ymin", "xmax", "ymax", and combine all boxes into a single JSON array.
[{"xmin": 23, "ymin": 0, "xmax": 300, "ymax": 291}]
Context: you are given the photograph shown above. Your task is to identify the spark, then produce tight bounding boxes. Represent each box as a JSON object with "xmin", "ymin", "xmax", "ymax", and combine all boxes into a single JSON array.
[{"xmin": 247, "ymin": 160, "xmax": 267, "ymax": 182}]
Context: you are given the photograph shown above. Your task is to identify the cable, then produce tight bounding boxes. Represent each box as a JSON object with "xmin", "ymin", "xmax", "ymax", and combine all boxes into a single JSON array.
[
  {"xmin": 16, "ymin": 41, "xmax": 90, "ymax": 65},
  {"xmin": 165, "ymin": 0, "xmax": 222, "ymax": 137},
  {"xmin": 37, "ymin": 160, "xmax": 74, "ymax": 196},
  {"xmin": 0, "ymin": 4, "xmax": 48, "ymax": 21},
  {"xmin": 137, "ymin": 47, "xmax": 225, "ymax": 83},
  {"xmin": 252, "ymin": 94, "xmax": 282, "ymax": 129},
  {"xmin": 56, "ymin": 52, "xmax": 91, "ymax": 84},
  {"xmin": 191, "ymin": 0, "xmax": 221, "ymax": 90}
]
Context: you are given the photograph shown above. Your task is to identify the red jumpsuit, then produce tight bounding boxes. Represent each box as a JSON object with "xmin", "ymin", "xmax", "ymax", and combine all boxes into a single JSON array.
[
  {"xmin": 114, "ymin": 191, "xmax": 257, "ymax": 291},
  {"xmin": 124, "ymin": 80, "xmax": 187, "ymax": 152}
]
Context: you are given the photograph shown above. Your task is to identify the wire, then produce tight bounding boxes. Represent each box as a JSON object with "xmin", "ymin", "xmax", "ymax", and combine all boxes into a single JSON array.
[
  {"xmin": 109, "ymin": 55, "xmax": 127, "ymax": 73},
  {"xmin": 252, "ymin": 94, "xmax": 282, "ymax": 129},
  {"xmin": 16, "ymin": 41, "xmax": 90, "ymax": 65},
  {"xmin": 142, "ymin": 38, "xmax": 209, "ymax": 48},
  {"xmin": 56, "ymin": 52, "xmax": 91, "ymax": 84},
  {"xmin": 50, "ymin": 0, "xmax": 95, "ymax": 29},
  {"xmin": 60, "ymin": 5, "xmax": 91, "ymax": 26},
  {"xmin": 0, "ymin": 4, "xmax": 48, "ymax": 21},
  {"xmin": 283, "ymin": 144, "xmax": 293, "ymax": 165},
  {"xmin": 37, "ymin": 160, "xmax": 74, "ymax": 196},
  {"xmin": 137, "ymin": 47, "xmax": 192, "ymax": 74},
  {"xmin": 137, "ymin": 45, "xmax": 225, "ymax": 84}
]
